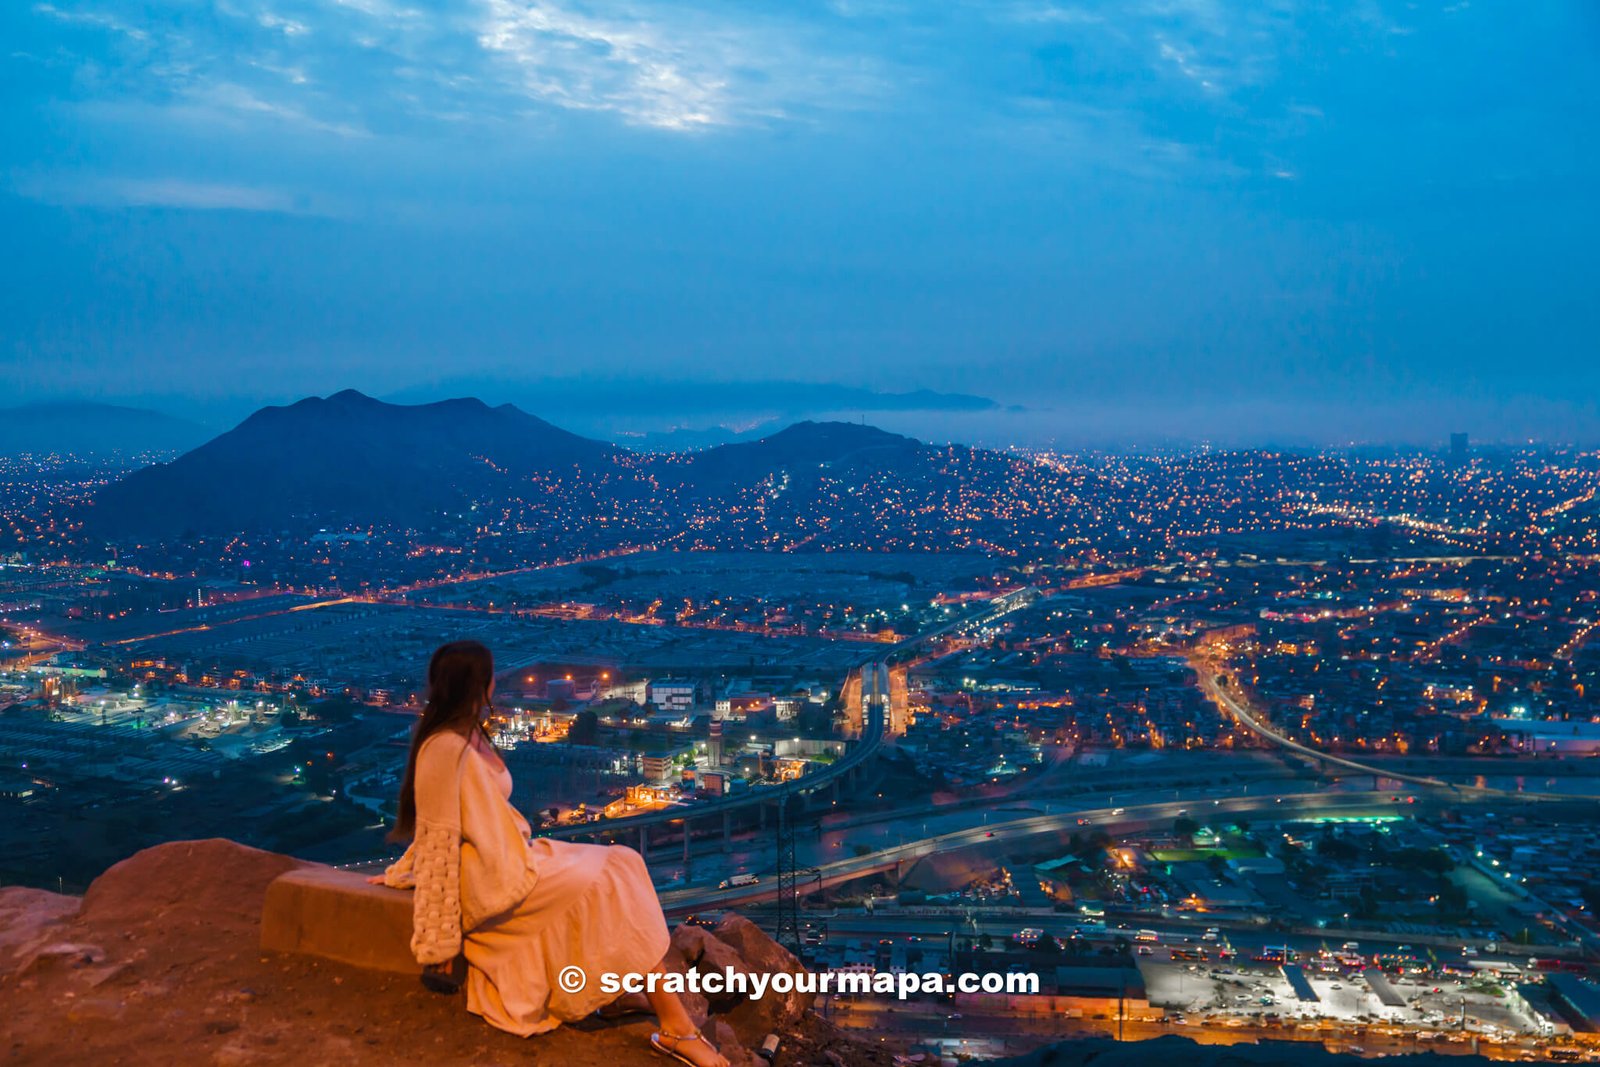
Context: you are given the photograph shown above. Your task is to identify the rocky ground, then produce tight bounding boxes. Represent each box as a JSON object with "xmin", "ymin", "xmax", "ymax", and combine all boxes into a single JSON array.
[
  {"xmin": 0, "ymin": 839, "xmax": 892, "ymax": 1067},
  {"xmin": 0, "ymin": 838, "xmax": 1508, "ymax": 1067}
]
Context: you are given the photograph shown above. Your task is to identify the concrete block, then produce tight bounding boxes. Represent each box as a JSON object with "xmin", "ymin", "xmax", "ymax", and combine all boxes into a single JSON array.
[{"xmin": 260, "ymin": 865, "xmax": 417, "ymax": 974}]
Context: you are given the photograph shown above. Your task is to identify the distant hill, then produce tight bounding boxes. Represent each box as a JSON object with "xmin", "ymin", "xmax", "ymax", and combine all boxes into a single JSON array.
[
  {"xmin": 89, "ymin": 390, "xmax": 619, "ymax": 536},
  {"xmin": 0, "ymin": 402, "xmax": 208, "ymax": 457},
  {"xmin": 676, "ymin": 420, "xmax": 928, "ymax": 486},
  {"xmin": 611, "ymin": 423, "xmax": 776, "ymax": 452},
  {"xmin": 86, "ymin": 393, "xmax": 985, "ymax": 543}
]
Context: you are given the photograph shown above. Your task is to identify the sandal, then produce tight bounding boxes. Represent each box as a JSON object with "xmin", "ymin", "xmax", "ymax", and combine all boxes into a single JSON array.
[{"xmin": 650, "ymin": 1029, "xmax": 722, "ymax": 1066}]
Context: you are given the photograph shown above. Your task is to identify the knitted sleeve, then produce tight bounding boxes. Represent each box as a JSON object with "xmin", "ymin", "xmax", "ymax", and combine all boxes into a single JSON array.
[
  {"xmin": 406, "ymin": 734, "xmax": 466, "ymax": 966},
  {"xmin": 408, "ymin": 821, "xmax": 462, "ymax": 964},
  {"xmin": 382, "ymin": 841, "xmax": 416, "ymax": 889}
]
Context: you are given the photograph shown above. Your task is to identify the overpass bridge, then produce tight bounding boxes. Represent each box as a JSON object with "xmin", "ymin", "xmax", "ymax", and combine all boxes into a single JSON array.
[
  {"xmin": 655, "ymin": 785, "xmax": 1496, "ymax": 917},
  {"xmin": 1194, "ymin": 648, "xmax": 1595, "ymax": 802}
]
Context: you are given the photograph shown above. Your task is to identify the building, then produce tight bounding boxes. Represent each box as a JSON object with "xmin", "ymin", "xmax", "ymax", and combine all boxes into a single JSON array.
[
  {"xmin": 648, "ymin": 679, "xmax": 696, "ymax": 713},
  {"xmin": 1546, "ymin": 973, "xmax": 1600, "ymax": 1033},
  {"xmin": 706, "ymin": 719, "xmax": 724, "ymax": 766},
  {"xmin": 0, "ymin": 772, "xmax": 38, "ymax": 801},
  {"xmin": 1492, "ymin": 718, "xmax": 1600, "ymax": 755},
  {"xmin": 714, "ymin": 693, "xmax": 772, "ymax": 721},
  {"xmin": 773, "ymin": 756, "xmax": 811, "ymax": 782},
  {"xmin": 1450, "ymin": 432, "xmax": 1469, "ymax": 464},
  {"xmin": 640, "ymin": 754, "xmax": 675, "ymax": 781},
  {"xmin": 1051, "ymin": 964, "xmax": 1147, "ymax": 1002}
]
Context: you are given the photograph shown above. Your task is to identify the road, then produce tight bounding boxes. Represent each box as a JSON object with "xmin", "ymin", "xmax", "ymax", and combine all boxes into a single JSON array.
[
  {"xmin": 1190, "ymin": 644, "xmax": 1596, "ymax": 804},
  {"xmin": 658, "ymin": 787, "xmax": 1454, "ymax": 914}
]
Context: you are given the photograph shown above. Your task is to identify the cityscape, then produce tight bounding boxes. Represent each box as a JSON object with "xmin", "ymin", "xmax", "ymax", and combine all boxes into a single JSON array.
[
  {"xmin": 5, "ymin": 422, "xmax": 1600, "ymax": 1062},
  {"xmin": 5, "ymin": 0, "xmax": 1599, "ymax": 1064}
]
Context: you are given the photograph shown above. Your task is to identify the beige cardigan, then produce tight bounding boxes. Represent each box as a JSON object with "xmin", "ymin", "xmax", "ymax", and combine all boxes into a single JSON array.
[{"xmin": 383, "ymin": 729, "xmax": 540, "ymax": 965}]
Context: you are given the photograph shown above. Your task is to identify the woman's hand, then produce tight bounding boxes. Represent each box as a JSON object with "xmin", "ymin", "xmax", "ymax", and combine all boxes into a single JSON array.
[{"xmin": 366, "ymin": 874, "xmax": 386, "ymax": 885}]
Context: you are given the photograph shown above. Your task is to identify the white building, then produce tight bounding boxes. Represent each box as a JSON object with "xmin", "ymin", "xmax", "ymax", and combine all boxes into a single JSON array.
[{"xmin": 648, "ymin": 679, "xmax": 696, "ymax": 713}]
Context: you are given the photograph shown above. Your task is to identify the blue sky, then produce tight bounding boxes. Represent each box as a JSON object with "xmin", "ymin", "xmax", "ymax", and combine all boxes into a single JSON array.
[{"xmin": 3, "ymin": 1, "xmax": 1598, "ymax": 446}]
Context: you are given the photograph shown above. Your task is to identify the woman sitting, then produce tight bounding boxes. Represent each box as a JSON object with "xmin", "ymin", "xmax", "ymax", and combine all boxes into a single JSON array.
[{"xmin": 372, "ymin": 640, "xmax": 727, "ymax": 1067}]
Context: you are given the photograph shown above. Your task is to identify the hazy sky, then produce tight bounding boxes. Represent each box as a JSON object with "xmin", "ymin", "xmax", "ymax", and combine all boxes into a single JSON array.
[{"xmin": 3, "ymin": 1, "xmax": 1598, "ymax": 446}]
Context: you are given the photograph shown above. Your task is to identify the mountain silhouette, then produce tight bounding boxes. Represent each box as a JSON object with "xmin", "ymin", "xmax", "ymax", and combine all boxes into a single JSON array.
[
  {"xmin": 662, "ymin": 419, "xmax": 932, "ymax": 496},
  {"xmin": 89, "ymin": 390, "xmax": 619, "ymax": 536},
  {"xmin": 0, "ymin": 402, "xmax": 208, "ymax": 457}
]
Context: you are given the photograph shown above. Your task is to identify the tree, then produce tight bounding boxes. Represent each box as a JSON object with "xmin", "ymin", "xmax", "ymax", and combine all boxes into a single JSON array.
[
  {"xmin": 1356, "ymin": 886, "xmax": 1380, "ymax": 919},
  {"xmin": 312, "ymin": 695, "xmax": 360, "ymax": 723},
  {"xmin": 1316, "ymin": 831, "xmax": 1357, "ymax": 861},
  {"xmin": 1581, "ymin": 884, "xmax": 1600, "ymax": 916},
  {"xmin": 290, "ymin": 740, "xmax": 340, "ymax": 796},
  {"xmin": 1174, "ymin": 816, "xmax": 1200, "ymax": 838},
  {"xmin": 568, "ymin": 709, "xmax": 600, "ymax": 745}
]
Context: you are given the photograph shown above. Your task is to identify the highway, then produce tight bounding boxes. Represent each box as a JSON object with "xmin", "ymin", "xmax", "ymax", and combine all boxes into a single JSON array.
[
  {"xmin": 658, "ymin": 786, "xmax": 1453, "ymax": 915},
  {"xmin": 1189, "ymin": 644, "xmax": 1595, "ymax": 803}
]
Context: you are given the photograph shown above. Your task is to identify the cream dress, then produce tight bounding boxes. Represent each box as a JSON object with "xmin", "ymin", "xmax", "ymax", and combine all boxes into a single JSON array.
[{"xmin": 385, "ymin": 729, "xmax": 671, "ymax": 1036}]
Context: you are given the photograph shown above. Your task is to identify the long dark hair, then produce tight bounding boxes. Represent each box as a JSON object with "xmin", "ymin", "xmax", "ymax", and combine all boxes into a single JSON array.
[{"xmin": 391, "ymin": 640, "xmax": 496, "ymax": 841}]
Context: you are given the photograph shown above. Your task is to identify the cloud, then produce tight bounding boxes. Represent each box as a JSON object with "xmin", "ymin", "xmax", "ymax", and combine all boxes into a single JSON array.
[
  {"xmin": 14, "ymin": 175, "xmax": 324, "ymax": 215},
  {"xmin": 981, "ymin": 0, "xmax": 1438, "ymax": 184},
  {"xmin": 199, "ymin": 80, "xmax": 370, "ymax": 137},
  {"xmin": 475, "ymin": 0, "xmax": 733, "ymax": 129},
  {"xmin": 19, "ymin": 1, "xmax": 882, "ymax": 137},
  {"xmin": 1008, "ymin": 0, "xmax": 1293, "ymax": 97},
  {"xmin": 256, "ymin": 11, "xmax": 311, "ymax": 37},
  {"xmin": 31, "ymin": 2, "xmax": 149, "ymax": 41},
  {"xmin": 6, "ymin": 0, "xmax": 1461, "ymax": 188}
]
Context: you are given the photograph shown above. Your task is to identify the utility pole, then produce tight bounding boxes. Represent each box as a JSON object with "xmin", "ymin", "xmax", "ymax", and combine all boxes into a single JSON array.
[{"xmin": 775, "ymin": 791, "xmax": 800, "ymax": 956}]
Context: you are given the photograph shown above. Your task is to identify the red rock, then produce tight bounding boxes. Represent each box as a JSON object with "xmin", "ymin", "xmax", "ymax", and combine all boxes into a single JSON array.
[
  {"xmin": 0, "ymin": 841, "xmax": 878, "ymax": 1066},
  {"xmin": 81, "ymin": 839, "xmax": 306, "ymax": 928},
  {"xmin": 0, "ymin": 886, "xmax": 78, "ymax": 976},
  {"xmin": 710, "ymin": 914, "xmax": 816, "ymax": 1047}
]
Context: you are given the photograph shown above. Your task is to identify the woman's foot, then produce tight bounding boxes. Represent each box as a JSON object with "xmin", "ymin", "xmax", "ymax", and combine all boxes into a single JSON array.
[{"xmin": 649, "ymin": 1029, "xmax": 729, "ymax": 1067}]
